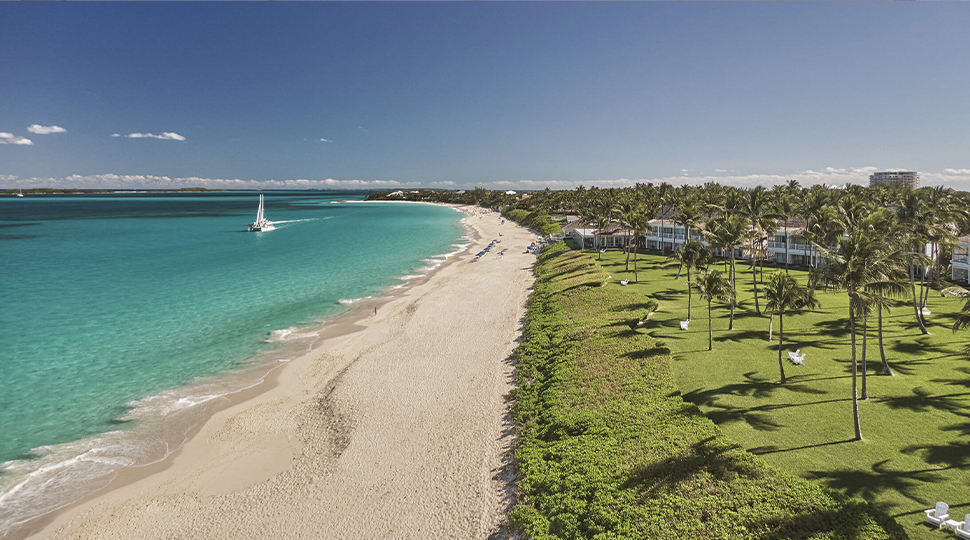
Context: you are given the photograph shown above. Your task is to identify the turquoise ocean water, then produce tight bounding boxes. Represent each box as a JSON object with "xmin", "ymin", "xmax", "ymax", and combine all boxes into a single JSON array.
[{"xmin": 0, "ymin": 191, "xmax": 468, "ymax": 532}]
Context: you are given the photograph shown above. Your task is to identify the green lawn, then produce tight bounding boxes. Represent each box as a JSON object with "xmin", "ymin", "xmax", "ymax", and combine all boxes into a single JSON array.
[
  {"xmin": 591, "ymin": 249, "xmax": 970, "ymax": 540},
  {"xmin": 509, "ymin": 244, "xmax": 903, "ymax": 539}
]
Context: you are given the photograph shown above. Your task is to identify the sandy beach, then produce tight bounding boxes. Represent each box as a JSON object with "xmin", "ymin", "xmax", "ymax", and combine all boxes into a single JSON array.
[{"xmin": 25, "ymin": 205, "xmax": 536, "ymax": 540}]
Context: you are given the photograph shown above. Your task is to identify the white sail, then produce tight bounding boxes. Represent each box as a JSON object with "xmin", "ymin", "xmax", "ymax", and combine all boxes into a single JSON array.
[{"xmin": 248, "ymin": 194, "xmax": 273, "ymax": 231}]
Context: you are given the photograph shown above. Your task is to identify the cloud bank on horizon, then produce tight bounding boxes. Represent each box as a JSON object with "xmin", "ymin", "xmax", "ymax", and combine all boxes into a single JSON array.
[{"xmin": 4, "ymin": 167, "xmax": 970, "ymax": 192}]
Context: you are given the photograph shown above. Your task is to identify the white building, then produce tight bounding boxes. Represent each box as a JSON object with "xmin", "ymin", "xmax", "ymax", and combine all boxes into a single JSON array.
[
  {"xmin": 870, "ymin": 171, "xmax": 919, "ymax": 190},
  {"xmin": 952, "ymin": 236, "xmax": 970, "ymax": 284}
]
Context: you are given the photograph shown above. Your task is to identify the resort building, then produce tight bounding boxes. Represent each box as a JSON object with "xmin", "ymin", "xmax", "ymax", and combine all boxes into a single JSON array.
[
  {"xmin": 869, "ymin": 171, "xmax": 919, "ymax": 190},
  {"xmin": 561, "ymin": 219, "xmax": 633, "ymax": 250},
  {"xmin": 952, "ymin": 236, "xmax": 970, "ymax": 284}
]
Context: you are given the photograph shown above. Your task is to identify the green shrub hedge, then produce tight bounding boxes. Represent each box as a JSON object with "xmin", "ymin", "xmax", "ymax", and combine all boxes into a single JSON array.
[
  {"xmin": 504, "ymin": 209, "xmax": 563, "ymax": 236},
  {"xmin": 507, "ymin": 243, "xmax": 906, "ymax": 539}
]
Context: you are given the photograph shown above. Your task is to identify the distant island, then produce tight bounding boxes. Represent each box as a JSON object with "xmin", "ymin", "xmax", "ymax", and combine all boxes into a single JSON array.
[{"xmin": 3, "ymin": 187, "xmax": 227, "ymax": 195}]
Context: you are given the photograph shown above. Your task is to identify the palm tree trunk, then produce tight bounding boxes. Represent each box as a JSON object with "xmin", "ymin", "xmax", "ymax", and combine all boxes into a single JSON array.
[
  {"xmin": 687, "ymin": 267, "xmax": 692, "ymax": 320},
  {"xmin": 633, "ymin": 239, "xmax": 639, "ymax": 282},
  {"xmin": 751, "ymin": 253, "xmax": 761, "ymax": 315},
  {"xmin": 850, "ymin": 304, "xmax": 862, "ymax": 441},
  {"xmin": 624, "ymin": 229, "xmax": 631, "ymax": 271},
  {"xmin": 861, "ymin": 315, "xmax": 868, "ymax": 400},
  {"xmin": 784, "ymin": 222, "xmax": 789, "ymax": 273},
  {"xmin": 768, "ymin": 307, "xmax": 774, "ymax": 341},
  {"xmin": 660, "ymin": 218, "xmax": 665, "ymax": 256},
  {"xmin": 909, "ymin": 264, "xmax": 930, "ymax": 334},
  {"xmin": 778, "ymin": 312, "xmax": 786, "ymax": 384},
  {"xmin": 729, "ymin": 252, "xmax": 736, "ymax": 330},
  {"xmin": 878, "ymin": 305, "xmax": 894, "ymax": 376},
  {"xmin": 707, "ymin": 301, "xmax": 713, "ymax": 351}
]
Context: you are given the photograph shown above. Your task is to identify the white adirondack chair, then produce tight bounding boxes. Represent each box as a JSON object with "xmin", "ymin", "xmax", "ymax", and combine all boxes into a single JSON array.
[
  {"xmin": 680, "ymin": 320, "xmax": 689, "ymax": 330},
  {"xmin": 955, "ymin": 514, "xmax": 970, "ymax": 539},
  {"xmin": 926, "ymin": 501, "xmax": 950, "ymax": 527},
  {"xmin": 788, "ymin": 349, "xmax": 805, "ymax": 365}
]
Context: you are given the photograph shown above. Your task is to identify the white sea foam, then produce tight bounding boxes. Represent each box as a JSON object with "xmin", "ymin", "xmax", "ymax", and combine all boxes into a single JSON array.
[
  {"xmin": 265, "ymin": 326, "xmax": 320, "ymax": 342},
  {"xmin": 337, "ymin": 296, "xmax": 372, "ymax": 305},
  {"xmin": 0, "ymin": 360, "xmax": 282, "ymax": 534}
]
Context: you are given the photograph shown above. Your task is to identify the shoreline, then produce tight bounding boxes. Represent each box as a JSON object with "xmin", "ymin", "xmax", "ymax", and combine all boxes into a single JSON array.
[
  {"xmin": 18, "ymin": 203, "xmax": 534, "ymax": 539},
  {"xmin": 3, "ymin": 201, "xmax": 474, "ymax": 540}
]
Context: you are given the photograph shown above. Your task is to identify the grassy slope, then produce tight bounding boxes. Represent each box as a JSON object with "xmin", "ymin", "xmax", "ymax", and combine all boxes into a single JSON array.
[
  {"xmin": 589, "ymin": 250, "xmax": 970, "ymax": 540},
  {"xmin": 509, "ymin": 244, "xmax": 905, "ymax": 539}
]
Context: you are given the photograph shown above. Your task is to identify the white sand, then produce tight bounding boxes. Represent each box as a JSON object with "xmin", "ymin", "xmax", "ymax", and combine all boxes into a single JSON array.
[{"xmin": 29, "ymin": 206, "xmax": 537, "ymax": 540}]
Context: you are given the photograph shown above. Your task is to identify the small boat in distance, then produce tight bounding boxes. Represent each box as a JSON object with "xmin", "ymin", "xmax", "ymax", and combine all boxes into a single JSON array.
[
  {"xmin": 248, "ymin": 194, "xmax": 274, "ymax": 232},
  {"xmin": 14, "ymin": 188, "xmax": 23, "ymax": 197}
]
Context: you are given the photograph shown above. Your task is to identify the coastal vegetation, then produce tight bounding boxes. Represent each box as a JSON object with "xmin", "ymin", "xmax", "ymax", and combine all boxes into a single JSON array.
[{"xmin": 507, "ymin": 242, "xmax": 905, "ymax": 539}]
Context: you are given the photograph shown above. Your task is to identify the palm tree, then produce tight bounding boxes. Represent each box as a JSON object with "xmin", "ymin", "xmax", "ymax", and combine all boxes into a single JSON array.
[
  {"xmin": 740, "ymin": 186, "xmax": 782, "ymax": 316},
  {"xmin": 943, "ymin": 285, "xmax": 970, "ymax": 358},
  {"xmin": 894, "ymin": 190, "xmax": 932, "ymax": 334},
  {"xmin": 690, "ymin": 269, "xmax": 735, "ymax": 351},
  {"xmin": 763, "ymin": 271, "xmax": 820, "ymax": 384},
  {"xmin": 679, "ymin": 239, "xmax": 713, "ymax": 320},
  {"xmin": 703, "ymin": 214, "xmax": 753, "ymax": 330},
  {"xmin": 627, "ymin": 210, "xmax": 652, "ymax": 283},
  {"xmin": 817, "ymin": 210, "xmax": 908, "ymax": 440}
]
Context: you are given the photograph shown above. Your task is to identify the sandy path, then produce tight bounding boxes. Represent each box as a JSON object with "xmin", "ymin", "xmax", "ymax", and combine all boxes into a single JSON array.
[{"xmin": 30, "ymin": 206, "xmax": 536, "ymax": 540}]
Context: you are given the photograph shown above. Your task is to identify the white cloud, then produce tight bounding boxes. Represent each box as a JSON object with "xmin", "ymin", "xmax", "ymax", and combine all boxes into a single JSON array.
[
  {"xmin": 0, "ymin": 173, "xmax": 423, "ymax": 190},
  {"xmin": 0, "ymin": 132, "xmax": 33, "ymax": 145},
  {"xmin": 715, "ymin": 169, "xmax": 727, "ymax": 173},
  {"xmin": 112, "ymin": 133, "xmax": 121, "ymax": 137},
  {"xmin": 124, "ymin": 132, "xmax": 186, "ymax": 141},
  {"xmin": 320, "ymin": 138, "xmax": 331, "ymax": 142},
  {"xmin": 27, "ymin": 124, "xmax": 67, "ymax": 135}
]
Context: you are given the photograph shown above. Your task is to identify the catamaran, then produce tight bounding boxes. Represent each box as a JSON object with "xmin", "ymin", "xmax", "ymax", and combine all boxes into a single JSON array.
[{"xmin": 248, "ymin": 194, "xmax": 273, "ymax": 232}]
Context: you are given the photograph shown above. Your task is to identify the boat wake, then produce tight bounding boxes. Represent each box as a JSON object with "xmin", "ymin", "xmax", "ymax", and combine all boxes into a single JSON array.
[{"xmin": 270, "ymin": 218, "xmax": 327, "ymax": 225}]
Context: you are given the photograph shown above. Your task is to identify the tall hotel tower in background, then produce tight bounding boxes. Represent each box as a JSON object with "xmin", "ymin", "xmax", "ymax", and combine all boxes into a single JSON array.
[{"xmin": 869, "ymin": 171, "xmax": 920, "ymax": 189}]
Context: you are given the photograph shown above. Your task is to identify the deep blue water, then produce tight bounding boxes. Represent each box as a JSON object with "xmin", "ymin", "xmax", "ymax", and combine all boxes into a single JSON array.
[{"xmin": 0, "ymin": 191, "xmax": 467, "ymax": 531}]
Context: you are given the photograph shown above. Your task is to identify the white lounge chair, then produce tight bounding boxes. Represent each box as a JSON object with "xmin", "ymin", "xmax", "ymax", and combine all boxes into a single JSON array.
[
  {"xmin": 951, "ymin": 514, "xmax": 970, "ymax": 538},
  {"xmin": 680, "ymin": 320, "xmax": 689, "ymax": 330},
  {"xmin": 787, "ymin": 349, "xmax": 805, "ymax": 365},
  {"xmin": 926, "ymin": 501, "xmax": 950, "ymax": 528}
]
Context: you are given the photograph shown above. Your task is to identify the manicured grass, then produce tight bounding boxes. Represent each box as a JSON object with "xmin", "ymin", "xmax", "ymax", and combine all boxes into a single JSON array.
[
  {"xmin": 591, "ymin": 249, "xmax": 970, "ymax": 540},
  {"xmin": 509, "ymin": 243, "xmax": 904, "ymax": 539}
]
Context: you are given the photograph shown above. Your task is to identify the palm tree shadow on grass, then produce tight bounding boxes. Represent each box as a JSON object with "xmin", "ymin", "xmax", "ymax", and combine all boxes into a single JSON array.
[
  {"xmin": 891, "ymin": 338, "xmax": 950, "ymax": 355},
  {"xmin": 652, "ymin": 287, "xmax": 685, "ymax": 302},
  {"xmin": 932, "ymin": 367, "xmax": 970, "ymax": 389},
  {"xmin": 680, "ymin": 372, "xmax": 831, "ymax": 432},
  {"xmin": 623, "ymin": 436, "xmax": 756, "ymax": 496},
  {"xmin": 811, "ymin": 318, "xmax": 853, "ymax": 339},
  {"xmin": 609, "ymin": 301, "xmax": 658, "ymax": 314},
  {"xmin": 902, "ymin": 438, "xmax": 970, "ymax": 469},
  {"xmin": 940, "ymin": 422, "xmax": 970, "ymax": 437},
  {"xmin": 806, "ymin": 459, "xmax": 944, "ymax": 508},
  {"xmin": 876, "ymin": 386, "xmax": 970, "ymax": 414},
  {"xmin": 879, "ymin": 355, "xmax": 934, "ymax": 376},
  {"xmin": 748, "ymin": 437, "xmax": 856, "ymax": 456}
]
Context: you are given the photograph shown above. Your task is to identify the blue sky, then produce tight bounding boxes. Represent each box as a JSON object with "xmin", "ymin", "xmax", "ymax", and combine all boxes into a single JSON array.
[{"xmin": 2, "ymin": 3, "xmax": 970, "ymax": 191}]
